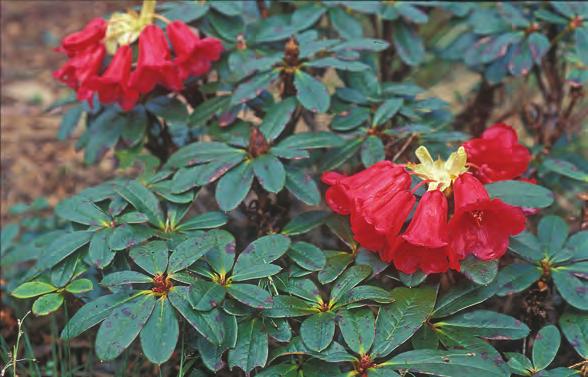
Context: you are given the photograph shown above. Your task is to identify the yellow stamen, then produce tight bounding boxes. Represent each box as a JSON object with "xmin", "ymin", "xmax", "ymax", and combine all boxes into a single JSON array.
[
  {"xmin": 104, "ymin": 0, "xmax": 157, "ymax": 54},
  {"xmin": 406, "ymin": 146, "xmax": 468, "ymax": 192}
]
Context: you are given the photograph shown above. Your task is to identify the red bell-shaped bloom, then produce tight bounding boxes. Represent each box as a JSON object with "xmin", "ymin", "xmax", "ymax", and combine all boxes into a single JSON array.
[
  {"xmin": 58, "ymin": 18, "xmax": 107, "ymax": 57},
  {"xmin": 463, "ymin": 123, "xmax": 531, "ymax": 183},
  {"xmin": 86, "ymin": 45, "xmax": 139, "ymax": 111},
  {"xmin": 393, "ymin": 243, "xmax": 453, "ymax": 274},
  {"xmin": 402, "ymin": 189, "xmax": 449, "ymax": 248},
  {"xmin": 448, "ymin": 173, "xmax": 526, "ymax": 262},
  {"xmin": 351, "ymin": 190, "xmax": 415, "ymax": 254},
  {"xmin": 322, "ymin": 161, "xmax": 405, "ymax": 215},
  {"xmin": 129, "ymin": 25, "xmax": 183, "ymax": 94},
  {"xmin": 167, "ymin": 21, "xmax": 223, "ymax": 81},
  {"xmin": 53, "ymin": 44, "xmax": 106, "ymax": 101}
]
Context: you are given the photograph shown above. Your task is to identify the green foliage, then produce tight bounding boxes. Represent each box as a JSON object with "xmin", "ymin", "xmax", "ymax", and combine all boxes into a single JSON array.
[{"xmin": 4, "ymin": 1, "xmax": 588, "ymax": 376}]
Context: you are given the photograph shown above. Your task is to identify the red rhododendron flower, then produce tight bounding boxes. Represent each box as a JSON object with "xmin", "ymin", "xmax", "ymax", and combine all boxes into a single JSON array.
[
  {"xmin": 322, "ymin": 161, "xmax": 402, "ymax": 216},
  {"xmin": 390, "ymin": 190, "xmax": 454, "ymax": 274},
  {"xmin": 351, "ymin": 189, "xmax": 415, "ymax": 255},
  {"xmin": 86, "ymin": 45, "xmax": 138, "ymax": 111},
  {"xmin": 448, "ymin": 173, "xmax": 526, "ymax": 264},
  {"xmin": 463, "ymin": 123, "xmax": 531, "ymax": 183},
  {"xmin": 53, "ymin": 44, "xmax": 106, "ymax": 101},
  {"xmin": 58, "ymin": 18, "xmax": 107, "ymax": 57},
  {"xmin": 167, "ymin": 21, "xmax": 223, "ymax": 81},
  {"xmin": 322, "ymin": 161, "xmax": 415, "ymax": 257},
  {"xmin": 130, "ymin": 24, "xmax": 183, "ymax": 94}
]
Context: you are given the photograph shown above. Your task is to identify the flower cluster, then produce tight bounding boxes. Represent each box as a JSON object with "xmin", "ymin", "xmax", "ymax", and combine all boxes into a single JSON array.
[
  {"xmin": 54, "ymin": 14, "xmax": 222, "ymax": 111},
  {"xmin": 322, "ymin": 124, "xmax": 530, "ymax": 274}
]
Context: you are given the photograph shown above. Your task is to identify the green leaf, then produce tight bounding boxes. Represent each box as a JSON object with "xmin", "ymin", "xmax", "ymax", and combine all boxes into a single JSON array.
[
  {"xmin": 168, "ymin": 233, "xmax": 212, "ymax": 273},
  {"xmin": 165, "ymin": 142, "xmax": 244, "ymax": 169},
  {"xmin": 496, "ymin": 263, "xmax": 541, "ymax": 296},
  {"xmin": 318, "ymin": 252, "xmax": 354, "ymax": 284},
  {"xmin": 171, "ymin": 156, "xmax": 244, "ymax": 193},
  {"xmin": 264, "ymin": 296, "xmax": 316, "ymax": 318},
  {"xmin": 333, "ymin": 38, "xmax": 390, "ymax": 52},
  {"xmin": 276, "ymin": 131, "xmax": 343, "ymax": 150},
  {"xmin": 117, "ymin": 211, "xmax": 149, "ymax": 224},
  {"xmin": 65, "ymin": 279, "xmax": 93, "ymax": 294},
  {"xmin": 282, "ymin": 210, "xmax": 329, "ymax": 235},
  {"xmin": 361, "ymin": 136, "xmax": 385, "ymax": 167},
  {"xmin": 266, "ymin": 318, "xmax": 292, "ymax": 343},
  {"xmin": 291, "ymin": 4, "xmax": 326, "ymax": 31},
  {"xmin": 188, "ymin": 95, "xmax": 231, "ymax": 127},
  {"xmin": 189, "ymin": 281, "xmax": 226, "ymax": 311},
  {"xmin": 486, "ymin": 180, "xmax": 554, "ymax": 208},
  {"xmin": 55, "ymin": 195, "xmax": 110, "ymax": 225},
  {"xmin": 563, "ymin": 230, "xmax": 588, "ymax": 262},
  {"xmin": 372, "ymin": 98, "xmax": 404, "ymax": 126},
  {"xmin": 329, "ymin": 7, "xmax": 363, "ymax": 39},
  {"xmin": 215, "ymin": 161, "xmax": 254, "ymax": 211},
  {"xmin": 231, "ymin": 70, "xmax": 279, "ymax": 105},
  {"xmin": 392, "ymin": 23, "xmax": 424, "ymax": 66},
  {"xmin": 228, "ymin": 318, "xmax": 268, "ymax": 373},
  {"xmin": 552, "ymin": 266, "xmax": 588, "ymax": 310},
  {"xmin": 460, "ymin": 256, "xmax": 498, "ymax": 285},
  {"xmin": 12, "ymin": 281, "xmax": 57, "ymax": 298},
  {"xmin": 433, "ymin": 281, "xmax": 498, "ymax": 318},
  {"xmin": 294, "ymin": 70, "xmax": 330, "ymax": 113},
  {"xmin": 372, "ymin": 286, "xmax": 437, "ymax": 357},
  {"xmin": 575, "ymin": 27, "xmax": 588, "ymax": 65},
  {"xmin": 506, "ymin": 352, "xmax": 533, "ymax": 375},
  {"xmin": 58, "ymin": 105, "xmax": 83, "ymax": 140},
  {"xmin": 140, "ymin": 298, "xmax": 178, "ymax": 364},
  {"xmin": 532, "ymin": 325, "xmax": 560, "ymax": 370},
  {"xmin": 203, "ymin": 230, "xmax": 236, "ymax": 275},
  {"xmin": 288, "ymin": 242, "xmax": 326, "ymax": 271},
  {"xmin": 233, "ymin": 234, "xmax": 290, "ymax": 275},
  {"xmin": 32, "ymin": 293, "xmax": 64, "ymax": 316},
  {"xmin": 228, "ymin": 284, "xmax": 273, "ymax": 309},
  {"xmin": 168, "ymin": 286, "xmax": 225, "ymax": 345},
  {"xmin": 337, "ymin": 285, "xmax": 395, "ymax": 306},
  {"xmin": 320, "ymin": 137, "xmax": 363, "ymax": 171},
  {"xmin": 101, "ymin": 271, "xmax": 153, "ymax": 287},
  {"xmin": 543, "ymin": 158, "xmax": 588, "ymax": 182},
  {"xmin": 253, "ymin": 154, "xmax": 286, "ymax": 193},
  {"xmin": 330, "ymin": 265, "xmax": 371, "ymax": 304},
  {"xmin": 300, "ymin": 312, "xmax": 336, "ymax": 352},
  {"xmin": 115, "ymin": 180, "xmax": 164, "ymax": 227},
  {"xmin": 129, "ymin": 240, "xmax": 168, "ymax": 276},
  {"xmin": 306, "ymin": 57, "xmax": 370, "ymax": 72},
  {"xmin": 38, "ymin": 231, "xmax": 92, "ymax": 273},
  {"xmin": 260, "ymin": 98, "xmax": 297, "ymax": 141},
  {"xmin": 50, "ymin": 255, "xmax": 84, "ymax": 288},
  {"xmin": 436, "ymin": 326, "xmax": 510, "ymax": 376},
  {"xmin": 95, "ymin": 294, "xmax": 156, "ymax": 360},
  {"xmin": 411, "ymin": 324, "xmax": 439, "ymax": 349},
  {"xmin": 436, "ymin": 310, "xmax": 530, "ymax": 340},
  {"xmin": 108, "ymin": 224, "xmax": 156, "ymax": 251},
  {"xmin": 61, "ymin": 292, "xmax": 136, "ymax": 340},
  {"xmin": 177, "ymin": 212, "xmax": 228, "ymax": 231},
  {"xmin": 88, "ymin": 229, "xmax": 114, "ymax": 269},
  {"xmin": 231, "ymin": 264, "xmax": 282, "ymax": 282},
  {"xmin": 339, "ymin": 308, "xmax": 375, "ymax": 354},
  {"xmin": 284, "ymin": 168, "xmax": 320, "ymax": 206},
  {"xmin": 509, "ymin": 231, "xmax": 543, "ymax": 262},
  {"xmin": 559, "ymin": 309, "xmax": 588, "ymax": 358},
  {"xmin": 386, "ymin": 349, "xmax": 505, "ymax": 377},
  {"xmin": 198, "ymin": 314, "xmax": 237, "ymax": 371},
  {"xmin": 331, "ymin": 107, "xmax": 370, "ymax": 131},
  {"xmin": 367, "ymin": 366, "xmax": 401, "ymax": 377},
  {"xmin": 538, "ymin": 215, "xmax": 569, "ymax": 258},
  {"xmin": 399, "ymin": 271, "xmax": 428, "ymax": 288}
]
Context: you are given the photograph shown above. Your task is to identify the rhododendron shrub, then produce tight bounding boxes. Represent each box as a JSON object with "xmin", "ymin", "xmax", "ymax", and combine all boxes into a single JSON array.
[{"xmin": 3, "ymin": 1, "xmax": 588, "ymax": 376}]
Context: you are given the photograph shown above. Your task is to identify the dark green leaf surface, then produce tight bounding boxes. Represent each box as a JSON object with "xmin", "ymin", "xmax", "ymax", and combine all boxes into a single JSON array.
[
  {"xmin": 95, "ymin": 294, "xmax": 156, "ymax": 360},
  {"xmin": 140, "ymin": 298, "xmax": 179, "ymax": 364},
  {"xmin": 294, "ymin": 70, "xmax": 330, "ymax": 113},
  {"xmin": 228, "ymin": 318, "xmax": 268, "ymax": 373}
]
